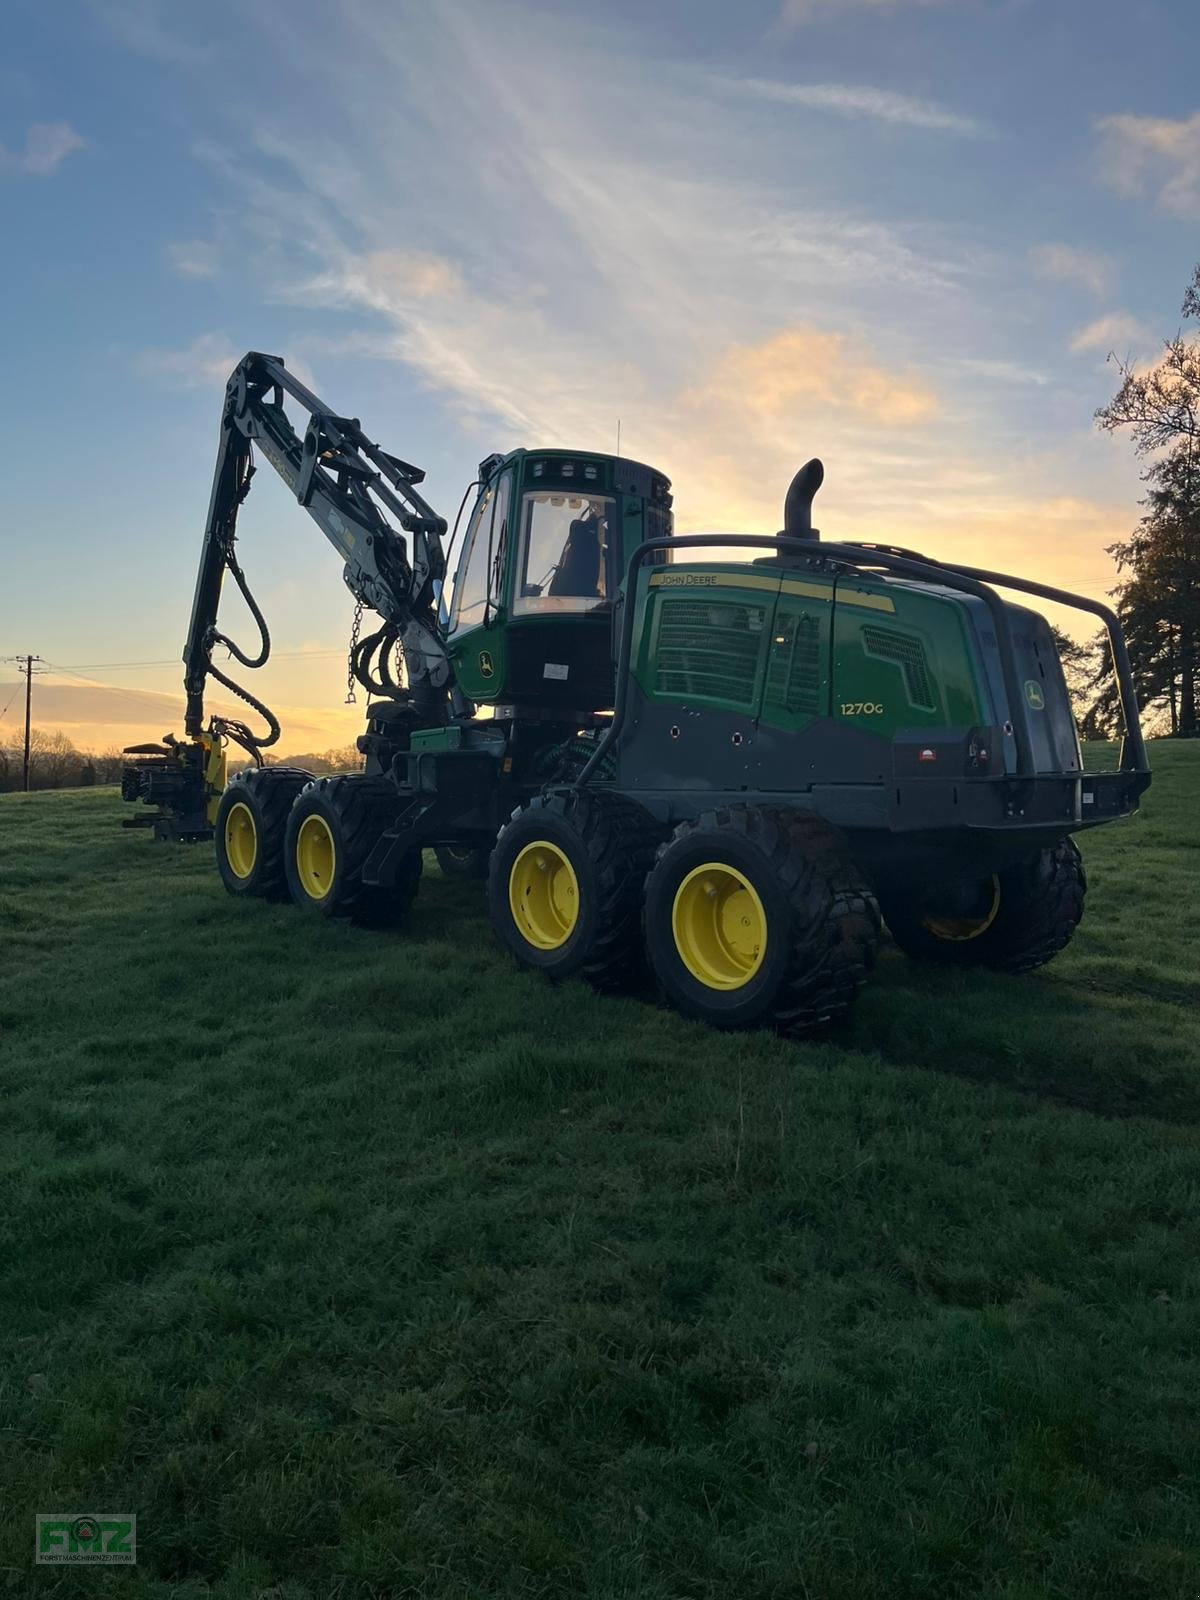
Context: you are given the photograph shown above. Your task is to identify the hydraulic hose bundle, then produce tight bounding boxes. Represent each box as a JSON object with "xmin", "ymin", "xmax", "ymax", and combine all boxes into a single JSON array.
[
  {"xmin": 173, "ymin": 351, "xmax": 451, "ymax": 764},
  {"xmin": 201, "ymin": 460, "xmax": 282, "ymax": 762}
]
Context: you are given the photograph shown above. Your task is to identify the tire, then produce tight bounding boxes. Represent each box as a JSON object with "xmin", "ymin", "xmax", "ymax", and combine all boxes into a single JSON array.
[
  {"xmin": 284, "ymin": 775, "xmax": 422, "ymax": 927},
  {"xmin": 643, "ymin": 805, "xmax": 879, "ymax": 1035},
  {"xmin": 489, "ymin": 790, "xmax": 662, "ymax": 990},
  {"xmin": 434, "ymin": 844, "xmax": 490, "ymax": 880},
  {"xmin": 214, "ymin": 766, "xmax": 314, "ymax": 899},
  {"xmin": 879, "ymin": 839, "xmax": 1086, "ymax": 973}
]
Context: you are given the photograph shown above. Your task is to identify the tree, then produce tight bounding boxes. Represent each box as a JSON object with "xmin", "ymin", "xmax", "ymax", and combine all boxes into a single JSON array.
[
  {"xmin": 282, "ymin": 746, "xmax": 363, "ymax": 775},
  {"xmin": 92, "ymin": 747, "xmax": 129, "ymax": 785},
  {"xmin": 1095, "ymin": 264, "xmax": 1200, "ymax": 736},
  {"xmin": 27, "ymin": 729, "xmax": 85, "ymax": 789},
  {"xmin": 0, "ymin": 728, "xmax": 83, "ymax": 789}
]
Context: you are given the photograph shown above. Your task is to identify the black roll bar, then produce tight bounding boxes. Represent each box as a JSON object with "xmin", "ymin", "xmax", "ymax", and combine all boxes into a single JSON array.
[{"xmin": 577, "ymin": 534, "xmax": 1148, "ymax": 786}]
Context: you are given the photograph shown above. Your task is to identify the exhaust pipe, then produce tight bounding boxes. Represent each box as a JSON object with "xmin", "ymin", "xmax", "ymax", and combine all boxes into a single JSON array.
[{"xmin": 783, "ymin": 458, "xmax": 824, "ymax": 542}]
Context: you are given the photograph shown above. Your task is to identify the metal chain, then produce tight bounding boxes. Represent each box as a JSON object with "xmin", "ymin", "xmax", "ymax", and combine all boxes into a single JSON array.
[{"xmin": 345, "ymin": 600, "xmax": 364, "ymax": 703}]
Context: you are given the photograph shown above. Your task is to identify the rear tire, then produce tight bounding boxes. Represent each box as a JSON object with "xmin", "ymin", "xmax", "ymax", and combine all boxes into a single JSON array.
[
  {"xmin": 214, "ymin": 766, "xmax": 313, "ymax": 899},
  {"xmin": 879, "ymin": 838, "xmax": 1086, "ymax": 973},
  {"xmin": 489, "ymin": 790, "xmax": 661, "ymax": 990},
  {"xmin": 644, "ymin": 805, "xmax": 879, "ymax": 1035},
  {"xmin": 434, "ymin": 844, "xmax": 490, "ymax": 880},
  {"xmin": 284, "ymin": 775, "xmax": 421, "ymax": 927}
]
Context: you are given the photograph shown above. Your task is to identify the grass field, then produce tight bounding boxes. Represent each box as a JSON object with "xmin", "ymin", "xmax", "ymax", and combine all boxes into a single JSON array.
[{"xmin": 1, "ymin": 746, "xmax": 1198, "ymax": 1598}]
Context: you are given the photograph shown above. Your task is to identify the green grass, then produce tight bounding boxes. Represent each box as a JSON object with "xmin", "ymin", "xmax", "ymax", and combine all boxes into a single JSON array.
[{"xmin": 1, "ymin": 746, "xmax": 1198, "ymax": 1598}]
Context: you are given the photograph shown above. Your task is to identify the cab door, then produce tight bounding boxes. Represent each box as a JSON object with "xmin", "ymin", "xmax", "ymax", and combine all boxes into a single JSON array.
[{"xmin": 446, "ymin": 471, "xmax": 512, "ymax": 701}]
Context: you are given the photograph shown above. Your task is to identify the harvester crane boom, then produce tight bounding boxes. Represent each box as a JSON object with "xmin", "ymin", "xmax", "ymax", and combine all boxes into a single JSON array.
[{"xmin": 184, "ymin": 351, "xmax": 453, "ymax": 757}]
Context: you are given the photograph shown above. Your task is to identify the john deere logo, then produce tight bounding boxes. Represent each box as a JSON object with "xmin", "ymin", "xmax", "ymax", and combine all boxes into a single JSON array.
[
  {"xmin": 478, "ymin": 651, "xmax": 494, "ymax": 678},
  {"xmin": 1024, "ymin": 680, "xmax": 1046, "ymax": 710}
]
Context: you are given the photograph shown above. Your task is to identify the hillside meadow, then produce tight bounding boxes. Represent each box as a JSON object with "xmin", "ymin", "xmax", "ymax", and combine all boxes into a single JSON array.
[{"xmin": 0, "ymin": 744, "xmax": 1197, "ymax": 1597}]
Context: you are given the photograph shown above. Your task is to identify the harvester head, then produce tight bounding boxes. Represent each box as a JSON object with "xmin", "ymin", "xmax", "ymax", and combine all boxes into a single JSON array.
[{"xmin": 121, "ymin": 733, "xmax": 225, "ymax": 842}]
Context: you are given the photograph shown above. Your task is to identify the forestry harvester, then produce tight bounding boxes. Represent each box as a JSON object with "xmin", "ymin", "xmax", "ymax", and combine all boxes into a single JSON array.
[{"xmin": 122, "ymin": 353, "xmax": 1150, "ymax": 1032}]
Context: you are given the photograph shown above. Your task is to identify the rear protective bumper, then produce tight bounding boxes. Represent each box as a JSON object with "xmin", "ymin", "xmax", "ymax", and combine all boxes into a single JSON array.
[{"xmin": 887, "ymin": 768, "xmax": 1151, "ymax": 833}]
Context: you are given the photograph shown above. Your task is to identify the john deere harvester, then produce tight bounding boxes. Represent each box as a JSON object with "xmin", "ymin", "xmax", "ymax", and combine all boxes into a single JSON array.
[{"xmin": 123, "ymin": 353, "xmax": 1150, "ymax": 1032}]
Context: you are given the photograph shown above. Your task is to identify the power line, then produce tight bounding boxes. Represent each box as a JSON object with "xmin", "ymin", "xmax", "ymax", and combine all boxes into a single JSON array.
[
  {"xmin": 50, "ymin": 657, "xmax": 181, "ymax": 670},
  {"xmin": 1, "ymin": 655, "xmax": 46, "ymax": 792},
  {"xmin": 27, "ymin": 661, "xmax": 329, "ymax": 724},
  {"xmin": 49, "ymin": 647, "xmax": 346, "ymax": 671}
]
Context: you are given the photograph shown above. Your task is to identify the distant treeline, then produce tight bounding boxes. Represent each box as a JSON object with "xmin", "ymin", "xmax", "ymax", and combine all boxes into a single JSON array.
[{"xmin": 0, "ymin": 732, "xmax": 363, "ymax": 793}]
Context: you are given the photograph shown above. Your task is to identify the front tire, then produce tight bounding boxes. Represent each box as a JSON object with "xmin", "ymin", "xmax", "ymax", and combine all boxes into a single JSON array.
[
  {"xmin": 489, "ymin": 790, "xmax": 661, "ymax": 990},
  {"xmin": 879, "ymin": 839, "xmax": 1086, "ymax": 973},
  {"xmin": 214, "ymin": 766, "xmax": 313, "ymax": 899},
  {"xmin": 644, "ymin": 806, "xmax": 879, "ymax": 1035},
  {"xmin": 284, "ymin": 775, "xmax": 421, "ymax": 927}
]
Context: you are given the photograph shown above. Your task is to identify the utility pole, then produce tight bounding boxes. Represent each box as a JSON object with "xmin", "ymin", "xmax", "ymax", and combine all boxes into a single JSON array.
[{"xmin": 2, "ymin": 655, "xmax": 44, "ymax": 791}]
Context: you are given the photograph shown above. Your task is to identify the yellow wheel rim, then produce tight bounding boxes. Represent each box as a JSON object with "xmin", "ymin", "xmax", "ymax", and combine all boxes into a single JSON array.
[
  {"xmin": 508, "ymin": 840, "xmax": 579, "ymax": 950},
  {"xmin": 921, "ymin": 876, "xmax": 1001, "ymax": 941},
  {"xmin": 296, "ymin": 814, "xmax": 336, "ymax": 900},
  {"xmin": 672, "ymin": 862, "xmax": 767, "ymax": 990},
  {"xmin": 224, "ymin": 802, "xmax": 257, "ymax": 880}
]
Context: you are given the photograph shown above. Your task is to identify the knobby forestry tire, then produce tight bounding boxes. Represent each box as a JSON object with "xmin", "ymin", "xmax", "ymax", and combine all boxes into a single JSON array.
[
  {"xmin": 880, "ymin": 838, "xmax": 1086, "ymax": 973},
  {"xmin": 215, "ymin": 766, "xmax": 314, "ymax": 899},
  {"xmin": 489, "ymin": 789, "xmax": 663, "ymax": 990},
  {"xmin": 644, "ymin": 805, "xmax": 880, "ymax": 1036},
  {"xmin": 285, "ymin": 774, "xmax": 421, "ymax": 927}
]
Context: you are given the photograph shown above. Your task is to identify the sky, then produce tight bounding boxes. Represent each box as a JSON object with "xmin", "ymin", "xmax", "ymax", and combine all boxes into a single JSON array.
[{"xmin": 1, "ymin": 0, "xmax": 1197, "ymax": 753}]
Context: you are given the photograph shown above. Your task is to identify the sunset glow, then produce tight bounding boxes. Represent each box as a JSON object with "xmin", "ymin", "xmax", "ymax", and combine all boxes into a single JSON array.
[{"xmin": 2, "ymin": 0, "xmax": 1194, "ymax": 752}]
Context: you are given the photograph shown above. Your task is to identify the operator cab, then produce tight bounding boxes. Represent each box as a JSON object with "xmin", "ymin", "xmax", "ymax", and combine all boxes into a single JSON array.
[{"xmin": 445, "ymin": 447, "xmax": 672, "ymax": 712}]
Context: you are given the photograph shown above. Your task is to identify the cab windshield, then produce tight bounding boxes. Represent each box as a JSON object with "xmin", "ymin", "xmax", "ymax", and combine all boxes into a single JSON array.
[{"xmin": 514, "ymin": 492, "xmax": 612, "ymax": 616}]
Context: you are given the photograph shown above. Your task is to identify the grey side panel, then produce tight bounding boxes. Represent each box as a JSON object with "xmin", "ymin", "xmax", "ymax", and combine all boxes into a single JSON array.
[
  {"xmin": 616, "ymin": 683, "xmax": 903, "ymax": 793},
  {"xmin": 962, "ymin": 597, "xmax": 1081, "ymax": 775}
]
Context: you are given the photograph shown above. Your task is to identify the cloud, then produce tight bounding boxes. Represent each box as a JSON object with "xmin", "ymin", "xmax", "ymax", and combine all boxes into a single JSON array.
[
  {"xmin": 312, "ymin": 249, "xmax": 465, "ymax": 311},
  {"xmin": 1096, "ymin": 110, "xmax": 1200, "ymax": 218},
  {"xmin": 661, "ymin": 327, "xmax": 942, "ymax": 543},
  {"xmin": 906, "ymin": 496, "xmax": 1130, "ymax": 638},
  {"xmin": 779, "ymin": 0, "xmax": 949, "ymax": 21},
  {"xmin": 167, "ymin": 239, "xmax": 219, "ymax": 279},
  {"xmin": 1069, "ymin": 313, "xmax": 1151, "ymax": 355},
  {"xmin": 166, "ymin": 0, "xmax": 1127, "ymax": 619},
  {"xmin": 951, "ymin": 357, "xmax": 1048, "ymax": 387},
  {"xmin": 93, "ymin": 0, "xmax": 214, "ymax": 64},
  {"xmin": 136, "ymin": 331, "xmax": 241, "ymax": 387},
  {"xmin": 0, "ymin": 122, "xmax": 84, "ymax": 178},
  {"xmin": 718, "ymin": 76, "xmax": 985, "ymax": 135},
  {"xmin": 1029, "ymin": 242, "xmax": 1112, "ymax": 299},
  {"xmin": 688, "ymin": 327, "xmax": 938, "ymax": 428},
  {"xmin": 136, "ymin": 333, "xmax": 319, "ymax": 394}
]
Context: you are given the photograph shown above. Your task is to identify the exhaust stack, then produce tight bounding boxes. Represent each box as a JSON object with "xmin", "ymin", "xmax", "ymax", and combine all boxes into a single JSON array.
[{"xmin": 783, "ymin": 458, "xmax": 824, "ymax": 542}]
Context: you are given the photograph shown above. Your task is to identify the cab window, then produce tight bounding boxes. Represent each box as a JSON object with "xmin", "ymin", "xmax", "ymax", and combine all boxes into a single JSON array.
[
  {"xmin": 449, "ymin": 473, "xmax": 510, "ymax": 634},
  {"xmin": 514, "ymin": 492, "xmax": 613, "ymax": 616}
]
